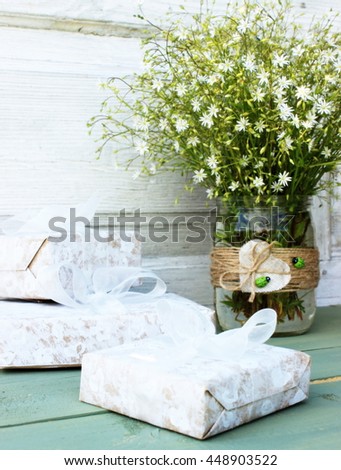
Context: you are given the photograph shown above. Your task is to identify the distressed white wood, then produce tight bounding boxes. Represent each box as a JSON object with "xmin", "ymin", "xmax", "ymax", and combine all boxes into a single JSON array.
[
  {"xmin": 316, "ymin": 260, "xmax": 341, "ymax": 307},
  {"xmin": 0, "ymin": 1, "xmax": 340, "ymax": 29},
  {"xmin": 0, "ymin": 0, "xmax": 340, "ymax": 308}
]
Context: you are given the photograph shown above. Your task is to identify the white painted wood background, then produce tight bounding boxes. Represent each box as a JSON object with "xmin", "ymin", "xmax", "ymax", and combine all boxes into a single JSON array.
[{"xmin": 0, "ymin": 0, "xmax": 340, "ymax": 307}]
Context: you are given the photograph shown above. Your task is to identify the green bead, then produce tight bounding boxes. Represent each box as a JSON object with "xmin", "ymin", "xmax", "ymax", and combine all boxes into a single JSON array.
[
  {"xmin": 255, "ymin": 276, "xmax": 271, "ymax": 288},
  {"xmin": 292, "ymin": 257, "xmax": 305, "ymax": 269}
]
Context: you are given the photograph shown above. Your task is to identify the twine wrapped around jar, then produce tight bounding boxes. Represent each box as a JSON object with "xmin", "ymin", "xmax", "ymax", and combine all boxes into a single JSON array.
[{"xmin": 211, "ymin": 242, "xmax": 320, "ymax": 300}]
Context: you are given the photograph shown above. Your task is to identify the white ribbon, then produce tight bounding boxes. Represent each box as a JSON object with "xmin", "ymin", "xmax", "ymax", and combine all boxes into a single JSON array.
[
  {"xmin": 37, "ymin": 262, "xmax": 276, "ymax": 360},
  {"xmin": 195, "ymin": 308, "xmax": 277, "ymax": 360},
  {"xmin": 130, "ymin": 308, "xmax": 278, "ymax": 364},
  {"xmin": 36, "ymin": 264, "xmax": 167, "ymax": 314}
]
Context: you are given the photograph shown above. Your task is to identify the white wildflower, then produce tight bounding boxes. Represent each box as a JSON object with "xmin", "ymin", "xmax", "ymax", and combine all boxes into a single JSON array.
[
  {"xmin": 191, "ymin": 97, "xmax": 202, "ymax": 112},
  {"xmin": 207, "ymin": 155, "xmax": 218, "ymax": 169},
  {"xmin": 241, "ymin": 155, "xmax": 249, "ymax": 167},
  {"xmin": 206, "ymin": 188, "xmax": 215, "ymax": 199},
  {"xmin": 334, "ymin": 55, "xmax": 341, "ymax": 73},
  {"xmin": 253, "ymin": 88, "xmax": 265, "ymax": 102},
  {"xmin": 273, "ymin": 88, "xmax": 286, "ymax": 102},
  {"xmin": 206, "ymin": 74, "xmax": 221, "ymax": 86},
  {"xmin": 271, "ymin": 181, "xmax": 284, "ymax": 193},
  {"xmin": 322, "ymin": 147, "xmax": 331, "ymax": 159},
  {"xmin": 292, "ymin": 44, "xmax": 305, "ymax": 57},
  {"xmin": 208, "ymin": 104, "xmax": 219, "ymax": 117},
  {"xmin": 237, "ymin": 19, "xmax": 251, "ymax": 34},
  {"xmin": 278, "ymin": 171, "xmax": 292, "ymax": 187},
  {"xmin": 302, "ymin": 110, "xmax": 317, "ymax": 129},
  {"xmin": 284, "ymin": 136, "xmax": 294, "ymax": 150},
  {"xmin": 279, "ymin": 103, "xmax": 293, "ymax": 121},
  {"xmin": 134, "ymin": 117, "xmax": 149, "ymax": 132},
  {"xmin": 295, "ymin": 85, "xmax": 312, "ymax": 102},
  {"xmin": 174, "ymin": 141, "xmax": 180, "ymax": 153},
  {"xmin": 152, "ymin": 79, "xmax": 163, "ymax": 92},
  {"xmin": 325, "ymin": 74, "xmax": 337, "ymax": 85},
  {"xmin": 199, "ymin": 113, "xmax": 214, "ymax": 128},
  {"xmin": 231, "ymin": 32, "xmax": 241, "ymax": 43},
  {"xmin": 218, "ymin": 59, "xmax": 234, "ymax": 72},
  {"xmin": 228, "ymin": 181, "xmax": 240, "ymax": 192},
  {"xmin": 187, "ymin": 136, "xmax": 200, "ymax": 147},
  {"xmin": 255, "ymin": 160, "xmax": 264, "ymax": 169},
  {"xmin": 193, "ymin": 169, "xmax": 207, "ymax": 184},
  {"xmin": 235, "ymin": 116, "xmax": 250, "ymax": 132},
  {"xmin": 277, "ymin": 131, "xmax": 286, "ymax": 141},
  {"xmin": 215, "ymin": 174, "xmax": 222, "ymax": 186},
  {"xmin": 257, "ymin": 69, "xmax": 270, "ymax": 85},
  {"xmin": 197, "ymin": 75, "xmax": 207, "ymax": 84},
  {"xmin": 242, "ymin": 53, "xmax": 257, "ymax": 72},
  {"xmin": 279, "ymin": 135, "xmax": 294, "ymax": 153},
  {"xmin": 176, "ymin": 84, "xmax": 187, "ymax": 97},
  {"xmin": 308, "ymin": 138, "xmax": 315, "ymax": 152},
  {"xmin": 175, "ymin": 118, "xmax": 189, "ymax": 132},
  {"xmin": 135, "ymin": 140, "xmax": 149, "ymax": 156},
  {"xmin": 320, "ymin": 49, "xmax": 338, "ymax": 65},
  {"xmin": 291, "ymin": 114, "xmax": 300, "ymax": 128},
  {"xmin": 273, "ymin": 52, "xmax": 289, "ymax": 68},
  {"xmin": 275, "ymin": 77, "xmax": 292, "ymax": 89},
  {"xmin": 315, "ymin": 97, "xmax": 333, "ymax": 115},
  {"xmin": 255, "ymin": 120, "xmax": 266, "ymax": 133},
  {"xmin": 253, "ymin": 176, "xmax": 265, "ymax": 189},
  {"xmin": 159, "ymin": 118, "xmax": 170, "ymax": 131}
]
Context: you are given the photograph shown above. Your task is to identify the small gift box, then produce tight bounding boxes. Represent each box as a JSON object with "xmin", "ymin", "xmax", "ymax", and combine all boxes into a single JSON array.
[
  {"xmin": 0, "ymin": 294, "xmax": 215, "ymax": 368},
  {"xmin": 0, "ymin": 231, "xmax": 141, "ymax": 300},
  {"xmin": 80, "ymin": 310, "xmax": 311, "ymax": 440},
  {"xmin": 0, "ymin": 265, "xmax": 215, "ymax": 368},
  {"xmin": 0, "ymin": 198, "xmax": 141, "ymax": 300}
]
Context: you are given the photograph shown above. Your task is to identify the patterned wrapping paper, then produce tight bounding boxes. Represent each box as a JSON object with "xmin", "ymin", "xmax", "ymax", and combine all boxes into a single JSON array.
[
  {"xmin": 79, "ymin": 339, "xmax": 311, "ymax": 440},
  {"xmin": 0, "ymin": 230, "xmax": 141, "ymax": 300},
  {"xmin": 0, "ymin": 295, "xmax": 216, "ymax": 368}
]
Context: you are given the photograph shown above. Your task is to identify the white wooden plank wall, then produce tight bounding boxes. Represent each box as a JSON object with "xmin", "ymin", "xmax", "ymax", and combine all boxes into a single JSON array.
[{"xmin": 0, "ymin": 0, "xmax": 340, "ymax": 307}]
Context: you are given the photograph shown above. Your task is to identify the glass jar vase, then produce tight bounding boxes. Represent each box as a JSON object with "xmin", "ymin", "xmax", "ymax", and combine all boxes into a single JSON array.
[{"xmin": 212, "ymin": 197, "xmax": 319, "ymax": 336}]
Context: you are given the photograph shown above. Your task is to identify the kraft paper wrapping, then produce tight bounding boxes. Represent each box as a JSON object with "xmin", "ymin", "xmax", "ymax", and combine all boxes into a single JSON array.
[
  {"xmin": 0, "ymin": 294, "xmax": 215, "ymax": 368},
  {"xmin": 80, "ymin": 339, "xmax": 311, "ymax": 439},
  {"xmin": 0, "ymin": 230, "xmax": 141, "ymax": 300}
]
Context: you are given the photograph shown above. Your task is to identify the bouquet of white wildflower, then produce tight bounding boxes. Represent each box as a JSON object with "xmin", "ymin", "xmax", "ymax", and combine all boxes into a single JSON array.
[{"xmin": 90, "ymin": 0, "xmax": 341, "ymax": 205}]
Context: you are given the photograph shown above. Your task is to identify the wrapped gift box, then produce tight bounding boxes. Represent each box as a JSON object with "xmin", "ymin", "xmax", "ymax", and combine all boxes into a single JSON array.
[
  {"xmin": 0, "ymin": 230, "xmax": 141, "ymax": 300},
  {"xmin": 79, "ymin": 337, "xmax": 311, "ymax": 440},
  {"xmin": 0, "ymin": 295, "xmax": 215, "ymax": 368}
]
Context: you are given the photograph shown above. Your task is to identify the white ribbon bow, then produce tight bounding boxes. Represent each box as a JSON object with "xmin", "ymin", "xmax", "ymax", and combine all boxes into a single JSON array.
[
  {"xmin": 128, "ymin": 307, "xmax": 277, "ymax": 364},
  {"xmin": 37, "ymin": 263, "xmax": 277, "ymax": 360},
  {"xmin": 36, "ymin": 264, "xmax": 167, "ymax": 314},
  {"xmin": 163, "ymin": 308, "xmax": 277, "ymax": 360}
]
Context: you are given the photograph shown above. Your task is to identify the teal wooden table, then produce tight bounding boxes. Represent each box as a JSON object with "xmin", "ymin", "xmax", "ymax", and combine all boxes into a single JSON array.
[{"xmin": 0, "ymin": 307, "xmax": 340, "ymax": 450}]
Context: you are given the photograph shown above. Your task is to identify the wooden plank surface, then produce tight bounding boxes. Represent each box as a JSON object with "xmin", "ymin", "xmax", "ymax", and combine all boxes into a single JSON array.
[
  {"xmin": 0, "ymin": 306, "xmax": 340, "ymax": 450},
  {"xmin": 0, "ymin": 382, "xmax": 340, "ymax": 450},
  {"xmin": 0, "ymin": 369, "xmax": 100, "ymax": 428}
]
